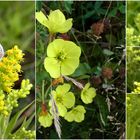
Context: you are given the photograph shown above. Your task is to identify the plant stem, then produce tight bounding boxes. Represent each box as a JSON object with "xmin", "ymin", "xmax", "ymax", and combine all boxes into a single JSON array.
[{"xmin": 42, "ymin": 80, "xmax": 45, "ymax": 104}]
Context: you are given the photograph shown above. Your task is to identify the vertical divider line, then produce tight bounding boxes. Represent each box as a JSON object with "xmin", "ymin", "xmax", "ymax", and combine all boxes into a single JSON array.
[
  {"xmin": 35, "ymin": 1, "xmax": 36, "ymax": 139},
  {"xmin": 125, "ymin": 0, "xmax": 127, "ymax": 139}
]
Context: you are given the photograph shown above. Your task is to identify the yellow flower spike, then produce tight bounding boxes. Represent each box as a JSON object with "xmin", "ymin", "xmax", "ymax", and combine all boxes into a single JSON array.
[
  {"xmin": 44, "ymin": 39, "xmax": 81, "ymax": 78},
  {"xmin": 0, "ymin": 46, "xmax": 24, "ymax": 93},
  {"xmin": 81, "ymin": 83, "xmax": 96, "ymax": 104},
  {"xmin": 64, "ymin": 105, "xmax": 86, "ymax": 122},
  {"xmin": 50, "ymin": 84, "xmax": 75, "ymax": 117},
  {"xmin": 36, "ymin": 9, "xmax": 73, "ymax": 33}
]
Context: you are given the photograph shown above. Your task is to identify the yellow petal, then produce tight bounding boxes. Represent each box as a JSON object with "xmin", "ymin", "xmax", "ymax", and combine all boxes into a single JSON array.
[
  {"xmin": 38, "ymin": 113, "xmax": 53, "ymax": 128},
  {"xmin": 58, "ymin": 18, "xmax": 73, "ymax": 33},
  {"xmin": 36, "ymin": 11, "xmax": 49, "ymax": 28},
  {"xmin": 56, "ymin": 84, "xmax": 71, "ymax": 94},
  {"xmin": 47, "ymin": 39, "xmax": 64, "ymax": 57},
  {"xmin": 48, "ymin": 9, "xmax": 66, "ymax": 24},
  {"xmin": 57, "ymin": 103, "xmax": 67, "ymax": 117},
  {"xmin": 63, "ymin": 92, "xmax": 75, "ymax": 108},
  {"xmin": 44, "ymin": 57, "xmax": 61, "ymax": 78}
]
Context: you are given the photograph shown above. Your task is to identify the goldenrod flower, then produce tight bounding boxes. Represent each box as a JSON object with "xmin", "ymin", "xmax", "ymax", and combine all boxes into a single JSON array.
[
  {"xmin": 50, "ymin": 84, "xmax": 75, "ymax": 117},
  {"xmin": 64, "ymin": 105, "xmax": 86, "ymax": 122},
  {"xmin": 36, "ymin": 9, "xmax": 73, "ymax": 33},
  {"xmin": 81, "ymin": 83, "xmax": 96, "ymax": 104},
  {"xmin": 0, "ymin": 46, "xmax": 24, "ymax": 93},
  {"xmin": 44, "ymin": 39, "xmax": 81, "ymax": 78}
]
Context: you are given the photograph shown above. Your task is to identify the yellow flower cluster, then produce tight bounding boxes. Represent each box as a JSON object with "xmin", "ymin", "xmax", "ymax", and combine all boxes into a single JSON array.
[
  {"xmin": 0, "ymin": 46, "xmax": 24, "ymax": 93},
  {"xmin": 0, "ymin": 46, "xmax": 32, "ymax": 116},
  {"xmin": 131, "ymin": 82, "xmax": 140, "ymax": 94},
  {"xmin": 0, "ymin": 79, "xmax": 32, "ymax": 116},
  {"xmin": 11, "ymin": 127, "xmax": 35, "ymax": 139}
]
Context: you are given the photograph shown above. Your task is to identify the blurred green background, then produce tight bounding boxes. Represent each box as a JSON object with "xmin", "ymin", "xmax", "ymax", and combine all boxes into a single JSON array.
[
  {"xmin": 0, "ymin": 1, "xmax": 35, "ymax": 87},
  {"xmin": 0, "ymin": 1, "xmax": 35, "ymax": 117}
]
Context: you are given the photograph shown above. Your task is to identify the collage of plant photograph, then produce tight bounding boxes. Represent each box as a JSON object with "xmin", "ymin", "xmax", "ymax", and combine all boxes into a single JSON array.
[{"xmin": 0, "ymin": 0, "xmax": 139, "ymax": 139}]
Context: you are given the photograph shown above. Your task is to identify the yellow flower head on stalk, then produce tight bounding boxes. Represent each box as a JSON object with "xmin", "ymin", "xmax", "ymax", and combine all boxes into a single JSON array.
[
  {"xmin": 39, "ymin": 113, "xmax": 53, "ymax": 128},
  {"xmin": 38, "ymin": 104, "xmax": 53, "ymax": 128},
  {"xmin": 44, "ymin": 39, "xmax": 81, "ymax": 78},
  {"xmin": 50, "ymin": 84, "xmax": 75, "ymax": 117},
  {"xmin": 36, "ymin": 9, "xmax": 73, "ymax": 34},
  {"xmin": 0, "ymin": 46, "xmax": 24, "ymax": 93},
  {"xmin": 81, "ymin": 83, "xmax": 96, "ymax": 104},
  {"xmin": 64, "ymin": 105, "xmax": 86, "ymax": 122}
]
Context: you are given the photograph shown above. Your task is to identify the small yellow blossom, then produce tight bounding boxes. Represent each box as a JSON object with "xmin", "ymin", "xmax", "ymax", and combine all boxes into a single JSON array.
[
  {"xmin": 81, "ymin": 83, "xmax": 96, "ymax": 104},
  {"xmin": 64, "ymin": 105, "xmax": 86, "ymax": 122},
  {"xmin": 36, "ymin": 9, "xmax": 73, "ymax": 34}
]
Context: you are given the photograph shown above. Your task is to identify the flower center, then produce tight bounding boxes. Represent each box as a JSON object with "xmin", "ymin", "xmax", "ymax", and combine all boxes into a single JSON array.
[
  {"xmin": 72, "ymin": 109, "xmax": 78, "ymax": 114},
  {"xmin": 56, "ymin": 96, "xmax": 63, "ymax": 103},
  {"xmin": 56, "ymin": 52, "xmax": 66, "ymax": 62}
]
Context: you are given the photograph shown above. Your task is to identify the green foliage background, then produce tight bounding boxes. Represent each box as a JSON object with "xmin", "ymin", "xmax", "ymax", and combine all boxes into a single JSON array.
[
  {"xmin": 127, "ymin": 1, "xmax": 140, "ymax": 139},
  {"xmin": 127, "ymin": 1, "xmax": 140, "ymax": 92},
  {"xmin": 36, "ymin": 1, "xmax": 125, "ymax": 139},
  {"xmin": 127, "ymin": 94, "xmax": 140, "ymax": 139}
]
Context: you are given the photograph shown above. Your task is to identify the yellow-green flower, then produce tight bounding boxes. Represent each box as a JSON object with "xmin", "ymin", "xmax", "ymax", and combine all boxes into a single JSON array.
[
  {"xmin": 36, "ymin": 9, "xmax": 73, "ymax": 33},
  {"xmin": 50, "ymin": 84, "xmax": 75, "ymax": 117},
  {"xmin": 38, "ymin": 113, "xmax": 53, "ymax": 128},
  {"xmin": 81, "ymin": 83, "xmax": 96, "ymax": 104},
  {"xmin": 44, "ymin": 39, "xmax": 81, "ymax": 78},
  {"xmin": 64, "ymin": 105, "xmax": 86, "ymax": 122},
  {"xmin": 131, "ymin": 82, "xmax": 140, "ymax": 94}
]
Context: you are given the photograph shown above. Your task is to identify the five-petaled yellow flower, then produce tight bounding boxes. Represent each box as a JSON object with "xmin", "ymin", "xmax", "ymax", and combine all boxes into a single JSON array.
[
  {"xmin": 81, "ymin": 83, "xmax": 96, "ymax": 104},
  {"xmin": 50, "ymin": 84, "xmax": 75, "ymax": 117},
  {"xmin": 44, "ymin": 39, "xmax": 81, "ymax": 78},
  {"xmin": 64, "ymin": 105, "xmax": 86, "ymax": 122},
  {"xmin": 36, "ymin": 9, "xmax": 73, "ymax": 34}
]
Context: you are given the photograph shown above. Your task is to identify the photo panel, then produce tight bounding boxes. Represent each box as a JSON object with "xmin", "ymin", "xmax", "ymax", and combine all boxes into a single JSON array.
[
  {"xmin": 0, "ymin": 1, "xmax": 35, "ymax": 139},
  {"xmin": 126, "ymin": 1, "xmax": 140, "ymax": 139},
  {"xmin": 36, "ymin": 1, "xmax": 125, "ymax": 139}
]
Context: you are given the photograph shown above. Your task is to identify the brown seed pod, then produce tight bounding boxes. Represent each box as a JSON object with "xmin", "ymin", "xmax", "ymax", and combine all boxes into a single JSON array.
[{"xmin": 102, "ymin": 67, "xmax": 113, "ymax": 80}]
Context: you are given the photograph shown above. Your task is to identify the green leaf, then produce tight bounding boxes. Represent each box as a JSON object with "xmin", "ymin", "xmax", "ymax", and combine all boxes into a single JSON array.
[
  {"xmin": 108, "ymin": 8, "xmax": 117, "ymax": 17},
  {"xmin": 92, "ymin": 66, "xmax": 102, "ymax": 76},
  {"xmin": 94, "ymin": 1, "xmax": 103, "ymax": 11},
  {"xmin": 64, "ymin": 1, "xmax": 73, "ymax": 14},
  {"xmin": 71, "ymin": 63, "xmax": 91, "ymax": 77},
  {"xmin": 103, "ymin": 49, "xmax": 114, "ymax": 56},
  {"xmin": 36, "ymin": 1, "xmax": 42, "ymax": 11},
  {"xmin": 95, "ymin": 95, "xmax": 109, "ymax": 126},
  {"xmin": 118, "ymin": 4, "xmax": 125, "ymax": 14},
  {"xmin": 12, "ymin": 112, "xmax": 35, "ymax": 137},
  {"xmin": 4, "ymin": 101, "xmax": 34, "ymax": 138}
]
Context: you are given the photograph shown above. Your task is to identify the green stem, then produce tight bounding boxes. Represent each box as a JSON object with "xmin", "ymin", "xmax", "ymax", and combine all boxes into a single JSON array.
[
  {"xmin": 42, "ymin": 80, "xmax": 45, "ymax": 104},
  {"xmin": 45, "ymin": 84, "xmax": 52, "ymax": 99},
  {"xmin": 48, "ymin": 33, "xmax": 55, "ymax": 43}
]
